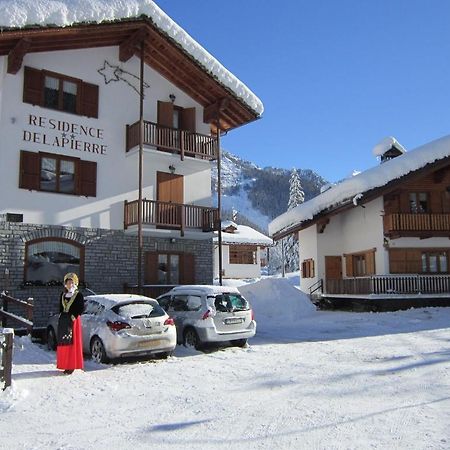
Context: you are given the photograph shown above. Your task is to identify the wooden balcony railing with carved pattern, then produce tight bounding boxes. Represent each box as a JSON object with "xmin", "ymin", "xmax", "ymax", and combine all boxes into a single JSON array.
[
  {"xmin": 325, "ymin": 274, "xmax": 450, "ymax": 295},
  {"xmin": 384, "ymin": 213, "xmax": 450, "ymax": 237},
  {"xmin": 124, "ymin": 199, "xmax": 219, "ymax": 235},
  {"xmin": 126, "ymin": 120, "xmax": 218, "ymax": 160}
]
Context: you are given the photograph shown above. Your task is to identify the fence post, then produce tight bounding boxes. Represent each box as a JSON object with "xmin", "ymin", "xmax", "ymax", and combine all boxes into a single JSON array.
[{"xmin": 1, "ymin": 328, "xmax": 14, "ymax": 390}]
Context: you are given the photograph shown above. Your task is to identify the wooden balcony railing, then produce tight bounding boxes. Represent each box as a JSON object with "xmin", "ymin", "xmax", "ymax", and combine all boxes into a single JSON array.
[
  {"xmin": 384, "ymin": 213, "xmax": 450, "ymax": 235},
  {"xmin": 126, "ymin": 120, "xmax": 218, "ymax": 160},
  {"xmin": 124, "ymin": 199, "xmax": 219, "ymax": 235},
  {"xmin": 325, "ymin": 274, "xmax": 450, "ymax": 295}
]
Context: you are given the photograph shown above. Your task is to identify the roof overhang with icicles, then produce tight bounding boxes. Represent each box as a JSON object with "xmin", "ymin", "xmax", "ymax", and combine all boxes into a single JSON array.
[{"xmin": 0, "ymin": 1, "xmax": 263, "ymax": 132}]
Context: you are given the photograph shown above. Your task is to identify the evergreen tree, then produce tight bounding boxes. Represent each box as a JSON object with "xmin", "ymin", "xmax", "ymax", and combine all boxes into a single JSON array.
[
  {"xmin": 284, "ymin": 168, "xmax": 305, "ymax": 272},
  {"xmin": 288, "ymin": 168, "xmax": 305, "ymax": 211}
]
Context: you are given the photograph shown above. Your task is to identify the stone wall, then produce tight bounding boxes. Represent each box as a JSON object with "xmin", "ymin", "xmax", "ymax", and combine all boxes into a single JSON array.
[{"xmin": 0, "ymin": 219, "xmax": 213, "ymax": 328}]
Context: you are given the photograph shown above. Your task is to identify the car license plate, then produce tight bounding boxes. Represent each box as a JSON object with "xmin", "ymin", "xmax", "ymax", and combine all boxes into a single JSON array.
[
  {"xmin": 138, "ymin": 339, "xmax": 162, "ymax": 348},
  {"xmin": 224, "ymin": 317, "xmax": 243, "ymax": 325}
]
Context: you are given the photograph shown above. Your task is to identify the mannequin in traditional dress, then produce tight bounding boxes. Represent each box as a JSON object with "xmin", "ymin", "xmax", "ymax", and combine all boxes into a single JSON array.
[{"xmin": 56, "ymin": 273, "xmax": 84, "ymax": 374}]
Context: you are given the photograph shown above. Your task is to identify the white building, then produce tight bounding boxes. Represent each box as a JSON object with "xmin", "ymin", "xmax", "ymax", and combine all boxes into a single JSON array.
[
  {"xmin": 0, "ymin": 0, "xmax": 263, "ymax": 327},
  {"xmin": 213, "ymin": 221, "xmax": 273, "ymax": 279},
  {"xmin": 269, "ymin": 136, "xmax": 450, "ymax": 310}
]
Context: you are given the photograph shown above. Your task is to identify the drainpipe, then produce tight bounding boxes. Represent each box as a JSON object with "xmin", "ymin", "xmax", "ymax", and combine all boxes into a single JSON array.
[
  {"xmin": 216, "ymin": 110, "xmax": 223, "ymax": 286},
  {"xmin": 137, "ymin": 41, "xmax": 145, "ymax": 294}
]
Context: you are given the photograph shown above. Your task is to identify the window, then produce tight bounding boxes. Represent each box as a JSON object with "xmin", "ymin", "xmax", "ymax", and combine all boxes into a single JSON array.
[
  {"xmin": 421, "ymin": 251, "xmax": 448, "ymax": 273},
  {"xmin": 172, "ymin": 295, "xmax": 188, "ymax": 311},
  {"xmin": 186, "ymin": 295, "xmax": 202, "ymax": 311},
  {"xmin": 19, "ymin": 150, "xmax": 97, "ymax": 197},
  {"xmin": 409, "ymin": 192, "xmax": 428, "ymax": 213},
  {"xmin": 157, "ymin": 254, "xmax": 180, "ymax": 284},
  {"xmin": 345, "ymin": 249, "xmax": 376, "ymax": 277},
  {"xmin": 301, "ymin": 259, "xmax": 315, "ymax": 278},
  {"xmin": 353, "ymin": 255, "xmax": 366, "ymax": 277},
  {"xmin": 43, "ymin": 74, "xmax": 78, "ymax": 114},
  {"xmin": 23, "ymin": 66, "xmax": 99, "ymax": 118},
  {"xmin": 40, "ymin": 154, "xmax": 76, "ymax": 193},
  {"xmin": 145, "ymin": 252, "xmax": 195, "ymax": 285},
  {"xmin": 229, "ymin": 245, "xmax": 257, "ymax": 265},
  {"xmin": 25, "ymin": 238, "xmax": 84, "ymax": 285},
  {"xmin": 214, "ymin": 294, "xmax": 249, "ymax": 312}
]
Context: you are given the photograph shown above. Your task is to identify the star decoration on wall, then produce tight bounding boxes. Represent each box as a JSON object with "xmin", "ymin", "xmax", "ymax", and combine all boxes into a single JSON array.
[{"xmin": 97, "ymin": 61, "xmax": 150, "ymax": 96}]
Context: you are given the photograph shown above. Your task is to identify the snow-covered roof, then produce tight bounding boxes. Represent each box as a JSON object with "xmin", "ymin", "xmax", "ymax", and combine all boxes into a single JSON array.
[
  {"xmin": 269, "ymin": 134, "xmax": 450, "ymax": 237},
  {"xmin": 215, "ymin": 224, "xmax": 273, "ymax": 246},
  {"xmin": 221, "ymin": 220, "xmax": 238, "ymax": 231},
  {"xmin": 372, "ymin": 136, "xmax": 406, "ymax": 157},
  {"xmin": 0, "ymin": 0, "xmax": 263, "ymax": 116}
]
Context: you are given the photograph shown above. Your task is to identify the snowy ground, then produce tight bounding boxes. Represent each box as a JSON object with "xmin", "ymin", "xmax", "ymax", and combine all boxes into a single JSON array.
[{"xmin": 1, "ymin": 277, "xmax": 450, "ymax": 450}]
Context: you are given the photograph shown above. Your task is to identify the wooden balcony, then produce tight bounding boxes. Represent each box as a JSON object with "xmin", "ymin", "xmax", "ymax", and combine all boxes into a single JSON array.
[
  {"xmin": 124, "ymin": 199, "xmax": 219, "ymax": 235},
  {"xmin": 384, "ymin": 213, "xmax": 450, "ymax": 237},
  {"xmin": 126, "ymin": 120, "xmax": 218, "ymax": 160},
  {"xmin": 325, "ymin": 274, "xmax": 450, "ymax": 295}
]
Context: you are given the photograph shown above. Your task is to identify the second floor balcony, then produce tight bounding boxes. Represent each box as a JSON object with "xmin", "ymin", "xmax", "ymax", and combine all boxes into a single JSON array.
[
  {"xmin": 124, "ymin": 198, "xmax": 219, "ymax": 236},
  {"xmin": 126, "ymin": 120, "xmax": 218, "ymax": 160},
  {"xmin": 384, "ymin": 213, "xmax": 450, "ymax": 237}
]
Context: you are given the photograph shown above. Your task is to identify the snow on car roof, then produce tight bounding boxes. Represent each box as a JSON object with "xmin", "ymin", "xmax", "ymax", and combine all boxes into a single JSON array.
[
  {"xmin": 169, "ymin": 285, "xmax": 240, "ymax": 294},
  {"xmin": 85, "ymin": 294, "xmax": 156, "ymax": 309}
]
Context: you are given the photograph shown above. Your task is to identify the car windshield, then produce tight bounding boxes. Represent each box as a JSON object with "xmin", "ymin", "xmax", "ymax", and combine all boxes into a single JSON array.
[
  {"xmin": 112, "ymin": 301, "xmax": 165, "ymax": 319},
  {"xmin": 214, "ymin": 293, "xmax": 249, "ymax": 312}
]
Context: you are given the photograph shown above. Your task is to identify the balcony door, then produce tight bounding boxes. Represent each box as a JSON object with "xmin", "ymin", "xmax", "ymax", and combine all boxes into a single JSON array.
[
  {"xmin": 157, "ymin": 101, "xmax": 196, "ymax": 153},
  {"xmin": 157, "ymin": 171, "xmax": 184, "ymax": 228}
]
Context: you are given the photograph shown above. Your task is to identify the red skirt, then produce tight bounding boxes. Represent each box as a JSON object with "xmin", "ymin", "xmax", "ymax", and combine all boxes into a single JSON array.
[{"xmin": 57, "ymin": 316, "xmax": 84, "ymax": 370}]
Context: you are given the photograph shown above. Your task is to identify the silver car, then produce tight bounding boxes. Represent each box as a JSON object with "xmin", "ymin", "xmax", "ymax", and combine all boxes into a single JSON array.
[
  {"xmin": 157, "ymin": 285, "xmax": 256, "ymax": 350},
  {"xmin": 47, "ymin": 294, "xmax": 177, "ymax": 363}
]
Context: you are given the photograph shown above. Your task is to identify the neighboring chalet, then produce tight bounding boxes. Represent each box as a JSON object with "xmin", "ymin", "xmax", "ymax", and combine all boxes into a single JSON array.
[
  {"xmin": 269, "ymin": 136, "xmax": 450, "ymax": 311},
  {"xmin": 0, "ymin": 0, "xmax": 263, "ymax": 329},
  {"xmin": 213, "ymin": 221, "xmax": 273, "ymax": 279}
]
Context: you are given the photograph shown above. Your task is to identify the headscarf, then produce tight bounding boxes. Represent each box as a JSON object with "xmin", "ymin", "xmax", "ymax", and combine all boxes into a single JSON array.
[{"xmin": 64, "ymin": 272, "xmax": 79, "ymax": 288}]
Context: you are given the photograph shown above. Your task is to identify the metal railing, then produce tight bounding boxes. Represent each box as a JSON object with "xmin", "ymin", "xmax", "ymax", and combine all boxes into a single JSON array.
[
  {"xmin": 126, "ymin": 120, "xmax": 218, "ymax": 160},
  {"xmin": 325, "ymin": 274, "xmax": 450, "ymax": 295}
]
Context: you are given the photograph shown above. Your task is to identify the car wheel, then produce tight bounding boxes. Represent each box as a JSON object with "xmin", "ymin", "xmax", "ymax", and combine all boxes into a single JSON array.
[
  {"xmin": 47, "ymin": 327, "xmax": 57, "ymax": 351},
  {"xmin": 233, "ymin": 339, "xmax": 247, "ymax": 348},
  {"xmin": 90, "ymin": 337, "xmax": 108, "ymax": 363},
  {"xmin": 183, "ymin": 328, "xmax": 200, "ymax": 350}
]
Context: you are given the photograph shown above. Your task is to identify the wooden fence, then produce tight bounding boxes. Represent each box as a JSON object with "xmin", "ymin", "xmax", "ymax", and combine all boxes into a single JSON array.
[
  {"xmin": 325, "ymin": 274, "xmax": 450, "ymax": 295},
  {"xmin": 0, "ymin": 292, "xmax": 33, "ymax": 332},
  {"xmin": 126, "ymin": 120, "xmax": 218, "ymax": 160}
]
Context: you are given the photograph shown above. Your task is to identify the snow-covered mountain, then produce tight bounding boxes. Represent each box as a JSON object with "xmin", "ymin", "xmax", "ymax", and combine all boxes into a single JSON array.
[{"xmin": 211, "ymin": 150, "xmax": 327, "ymax": 232}]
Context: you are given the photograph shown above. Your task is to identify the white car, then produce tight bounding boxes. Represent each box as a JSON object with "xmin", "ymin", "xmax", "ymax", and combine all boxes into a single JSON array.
[
  {"xmin": 157, "ymin": 285, "xmax": 256, "ymax": 350},
  {"xmin": 47, "ymin": 294, "xmax": 177, "ymax": 363}
]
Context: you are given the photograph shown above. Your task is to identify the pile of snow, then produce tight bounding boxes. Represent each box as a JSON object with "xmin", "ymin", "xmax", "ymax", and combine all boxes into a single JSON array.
[
  {"xmin": 238, "ymin": 277, "xmax": 316, "ymax": 331},
  {"xmin": 0, "ymin": 0, "xmax": 263, "ymax": 116},
  {"xmin": 269, "ymin": 134, "xmax": 450, "ymax": 236}
]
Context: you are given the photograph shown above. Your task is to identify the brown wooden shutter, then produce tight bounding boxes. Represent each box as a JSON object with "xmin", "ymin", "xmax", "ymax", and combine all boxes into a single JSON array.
[
  {"xmin": 406, "ymin": 249, "xmax": 422, "ymax": 273},
  {"xmin": 310, "ymin": 259, "xmax": 315, "ymax": 278},
  {"xmin": 145, "ymin": 252, "xmax": 158, "ymax": 284},
  {"xmin": 389, "ymin": 249, "xmax": 405, "ymax": 274},
  {"xmin": 180, "ymin": 253, "xmax": 195, "ymax": 284},
  {"xmin": 366, "ymin": 250, "xmax": 376, "ymax": 275},
  {"xmin": 19, "ymin": 150, "xmax": 40, "ymax": 190},
  {"xmin": 345, "ymin": 255, "xmax": 354, "ymax": 277},
  {"xmin": 80, "ymin": 82, "xmax": 99, "ymax": 118},
  {"xmin": 78, "ymin": 160, "xmax": 97, "ymax": 197},
  {"xmin": 157, "ymin": 101, "xmax": 174, "ymax": 127},
  {"xmin": 23, "ymin": 66, "xmax": 43, "ymax": 106},
  {"xmin": 181, "ymin": 107, "xmax": 196, "ymax": 132}
]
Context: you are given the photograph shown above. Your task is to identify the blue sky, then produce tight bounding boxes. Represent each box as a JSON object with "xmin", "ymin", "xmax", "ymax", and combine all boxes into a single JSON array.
[{"xmin": 156, "ymin": 1, "xmax": 450, "ymax": 182}]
